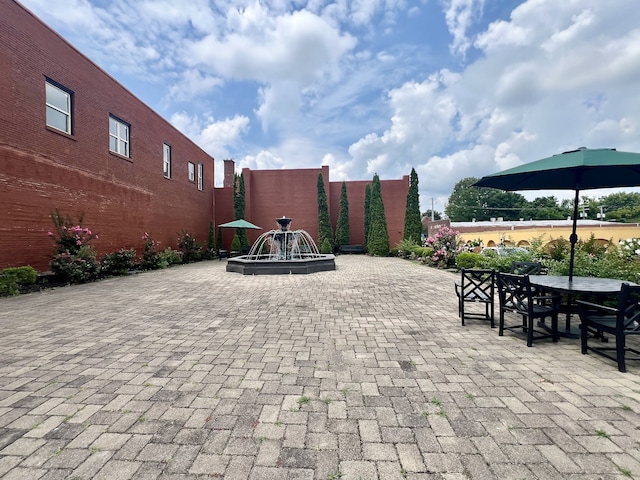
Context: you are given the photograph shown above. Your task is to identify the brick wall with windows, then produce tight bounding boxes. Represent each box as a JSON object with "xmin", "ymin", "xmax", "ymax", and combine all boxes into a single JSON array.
[{"xmin": 0, "ymin": 0, "xmax": 215, "ymax": 270}]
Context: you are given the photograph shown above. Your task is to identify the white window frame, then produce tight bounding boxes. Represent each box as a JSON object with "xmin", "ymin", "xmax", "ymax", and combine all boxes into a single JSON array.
[
  {"xmin": 109, "ymin": 115, "xmax": 130, "ymax": 157},
  {"xmin": 197, "ymin": 163, "xmax": 203, "ymax": 191},
  {"xmin": 188, "ymin": 162, "xmax": 195, "ymax": 182},
  {"xmin": 45, "ymin": 80, "xmax": 72, "ymax": 134},
  {"xmin": 163, "ymin": 143, "xmax": 171, "ymax": 178}
]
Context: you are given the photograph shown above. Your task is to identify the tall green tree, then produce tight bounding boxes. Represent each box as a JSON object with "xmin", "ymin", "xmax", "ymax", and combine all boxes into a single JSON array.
[
  {"xmin": 403, "ymin": 167, "xmax": 422, "ymax": 243},
  {"xmin": 364, "ymin": 183, "xmax": 372, "ymax": 244},
  {"xmin": 367, "ymin": 173, "xmax": 390, "ymax": 256},
  {"xmin": 335, "ymin": 181, "xmax": 350, "ymax": 247},
  {"xmin": 446, "ymin": 177, "xmax": 527, "ymax": 221},
  {"xmin": 317, "ymin": 173, "xmax": 333, "ymax": 250},
  {"xmin": 233, "ymin": 173, "xmax": 249, "ymax": 247}
]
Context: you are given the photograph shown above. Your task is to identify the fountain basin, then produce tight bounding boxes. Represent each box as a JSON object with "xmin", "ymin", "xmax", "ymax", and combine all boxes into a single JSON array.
[{"xmin": 226, "ymin": 254, "xmax": 335, "ymax": 275}]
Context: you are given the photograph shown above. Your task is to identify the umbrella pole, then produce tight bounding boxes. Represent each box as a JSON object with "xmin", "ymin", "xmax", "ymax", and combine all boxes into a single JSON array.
[{"xmin": 569, "ymin": 188, "xmax": 580, "ymax": 282}]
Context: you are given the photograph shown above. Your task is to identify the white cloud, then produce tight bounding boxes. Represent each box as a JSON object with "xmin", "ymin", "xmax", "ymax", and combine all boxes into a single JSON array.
[
  {"xmin": 166, "ymin": 70, "xmax": 224, "ymax": 103},
  {"xmin": 442, "ymin": 0, "xmax": 485, "ymax": 56}
]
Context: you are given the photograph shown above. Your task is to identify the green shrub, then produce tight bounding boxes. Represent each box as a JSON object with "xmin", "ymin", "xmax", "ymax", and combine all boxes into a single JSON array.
[
  {"xmin": 140, "ymin": 233, "xmax": 166, "ymax": 270},
  {"xmin": 455, "ymin": 252, "xmax": 483, "ymax": 269},
  {"xmin": 396, "ymin": 238, "xmax": 420, "ymax": 258},
  {"xmin": 100, "ymin": 248, "xmax": 136, "ymax": 276},
  {"xmin": 413, "ymin": 246, "xmax": 433, "ymax": 259},
  {"xmin": 50, "ymin": 245, "xmax": 100, "ymax": 284},
  {"xmin": 390, "ymin": 248, "xmax": 400, "ymax": 257},
  {"xmin": 0, "ymin": 266, "xmax": 37, "ymax": 295},
  {"xmin": 160, "ymin": 247, "xmax": 183, "ymax": 265},
  {"xmin": 320, "ymin": 238, "xmax": 333, "ymax": 254},
  {"xmin": 231, "ymin": 233, "xmax": 241, "ymax": 252},
  {"xmin": 177, "ymin": 230, "xmax": 203, "ymax": 263}
]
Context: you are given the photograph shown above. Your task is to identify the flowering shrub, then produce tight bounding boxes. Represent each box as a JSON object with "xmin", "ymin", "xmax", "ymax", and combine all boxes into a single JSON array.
[
  {"xmin": 141, "ymin": 232, "xmax": 167, "ymax": 270},
  {"xmin": 177, "ymin": 230, "xmax": 203, "ymax": 263},
  {"xmin": 48, "ymin": 210, "xmax": 100, "ymax": 283},
  {"xmin": 619, "ymin": 238, "xmax": 640, "ymax": 259},
  {"xmin": 50, "ymin": 246, "xmax": 100, "ymax": 284},
  {"xmin": 160, "ymin": 247, "xmax": 183, "ymax": 265},
  {"xmin": 48, "ymin": 209, "xmax": 97, "ymax": 255},
  {"xmin": 100, "ymin": 248, "xmax": 136, "ymax": 276},
  {"xmin": 423, "ymin": 226, "xmax": 460, "ymax": 268}
]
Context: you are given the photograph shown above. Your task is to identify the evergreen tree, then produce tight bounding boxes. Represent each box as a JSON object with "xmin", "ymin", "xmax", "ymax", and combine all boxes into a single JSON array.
[
  {"xmin": 233, "ymin": 173, "xmax": 249, "ymax": 247},
  {"xmin": 364, "ymin": 183, "xmax": 372, "ymax": 245},
  {"xmin": 367, "ymin": 173, "xmax": 390, "ymax": 256},
  {"xmin": 217, "ymin": 226, "xmax": 223, "ymax": 252},
  {"xmin": 403, "ymin": 167, "xmax": 422, "ymax": 243},
  {"xmin": 317, "ymin": 173, "xmax": 333, "ymax": 250},
  {"xmin": 208, "ymin": 221, "xmax": 216, "ymax": 251},
  {"xmin": 335, "ymin": 181, "xmax": 350, "ymax": 247}
]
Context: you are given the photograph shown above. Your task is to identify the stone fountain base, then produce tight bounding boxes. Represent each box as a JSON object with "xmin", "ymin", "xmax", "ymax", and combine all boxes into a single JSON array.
[{"xmin": 226, "ymin": 254, "xmax": 336, "ymax": 275}]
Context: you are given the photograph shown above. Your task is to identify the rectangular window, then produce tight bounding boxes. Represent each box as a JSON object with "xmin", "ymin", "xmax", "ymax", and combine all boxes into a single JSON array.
[
  {"xmin": 109, "ymin": 115, "xmax": 130, "ymax": 157},
  {"xmin": 197, "ymin": 163, "xmax": 203, "ymax": 191},
  {"xmin": 45, "ymin": 80, "xmax": 72, "ymax": 134},
  {"xmin": 163, "ymin": 143, "xmax": 171, "ymax": 178},
  {"xmin": 188, "ymin": 162, "xmax": 195, "ymax": 182}
]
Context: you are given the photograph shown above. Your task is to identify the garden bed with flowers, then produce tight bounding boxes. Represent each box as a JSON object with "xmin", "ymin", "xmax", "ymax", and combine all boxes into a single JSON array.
[{"xmin": 1, "ymin": 210, "xmax": 219, "ymax": 297}]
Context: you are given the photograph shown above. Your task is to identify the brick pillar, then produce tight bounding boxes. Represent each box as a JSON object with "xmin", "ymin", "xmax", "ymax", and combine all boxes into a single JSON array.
[{"xmin": 224, "ymin": 159, "xmax": 235, "ymax": 188}]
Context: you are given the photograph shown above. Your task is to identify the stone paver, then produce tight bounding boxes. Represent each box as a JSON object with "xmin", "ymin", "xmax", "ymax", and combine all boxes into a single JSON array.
[{"xmin": 1, "ymin": 256, "xmax": 640, "ymax": 478}]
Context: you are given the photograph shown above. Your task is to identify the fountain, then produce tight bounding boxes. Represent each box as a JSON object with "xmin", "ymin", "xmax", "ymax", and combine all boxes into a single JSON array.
[{"xmin": 226, "ymin": 217, "xmax": 336, "ymax": 275}]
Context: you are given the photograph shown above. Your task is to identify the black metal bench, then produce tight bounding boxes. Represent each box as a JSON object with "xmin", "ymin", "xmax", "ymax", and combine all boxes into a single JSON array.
[{"xmin": 338, "ymin": 245, "xmax": 367, "ymax": 254}]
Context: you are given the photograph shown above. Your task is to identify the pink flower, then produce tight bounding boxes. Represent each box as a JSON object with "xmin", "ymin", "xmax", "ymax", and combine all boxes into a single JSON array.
[{"xmin": 47, "ymin": 231, "xmax": 53, "ymax": 237}]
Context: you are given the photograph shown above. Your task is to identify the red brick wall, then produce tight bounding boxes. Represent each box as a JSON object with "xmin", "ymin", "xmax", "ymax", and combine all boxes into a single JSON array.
[
  {"xmin": 0, "ymin": 0, "xmax": 215, "ymax": 270},
  {"xmin": 243, "ymin": 167, "xmax": 325, "ymax": 244}
]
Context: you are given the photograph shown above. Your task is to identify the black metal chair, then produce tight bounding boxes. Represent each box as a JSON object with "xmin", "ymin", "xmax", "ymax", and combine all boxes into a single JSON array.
[
  {"xmin": 496, "ymin": 272, "xmax": 561, "ymax": 347},
  {"xmin": 455, "ymin": 269, "xmax": 495, "ymax": 327},
  {"xmin": 511, "ymin": 261, "xmax": 542, "ymax": 275},
  {"xmin": 577, "ymin": 283, "xmax": 640, "ymax": 372}
]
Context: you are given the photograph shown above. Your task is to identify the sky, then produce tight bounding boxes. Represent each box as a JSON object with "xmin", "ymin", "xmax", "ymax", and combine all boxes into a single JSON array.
[{"xmin": 19, "ymin": 0, "xmax": 640, "ymax": 214}]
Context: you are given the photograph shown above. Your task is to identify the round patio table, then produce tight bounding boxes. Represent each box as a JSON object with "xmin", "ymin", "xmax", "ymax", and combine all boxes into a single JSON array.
[{"xmin": 528, "ymin": 275, "xmax": 637, "ymax": 337}]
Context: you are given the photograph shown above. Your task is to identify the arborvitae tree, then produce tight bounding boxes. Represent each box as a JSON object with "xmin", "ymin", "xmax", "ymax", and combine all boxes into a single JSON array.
[
  {"xmin": 367, "ymin": 173, "xmax": 390, "ymax": 256},
  {"xmin": 208, "ymin": 221, "xmax": 216, "ymax": 252},
  {"xmin": 217, "ymin": 226, "xmax": 224, "ymax": 252},
  {"xmin": 364, "ymin": 183, "xmax": 372, "ymax": 245},
  {"xmin": 233, "ymin": 173, "xmax": 249, "ymax": 247},
  {"xmin": 403, "ymin": 167, "xmax": 422, "ymax": 243},
  {"xmin": 317, "ymin": 173, "xmax": 333, "ymax": 250},
  {"xmin": 335, "ymin": 181, "xmax": 350, "ymax": 247}
]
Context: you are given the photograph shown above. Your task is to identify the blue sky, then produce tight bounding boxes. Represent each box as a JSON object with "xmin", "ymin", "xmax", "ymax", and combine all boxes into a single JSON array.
[{"xmin": 20, "ymin": 0, "xmax": 640, "ymax": 213}]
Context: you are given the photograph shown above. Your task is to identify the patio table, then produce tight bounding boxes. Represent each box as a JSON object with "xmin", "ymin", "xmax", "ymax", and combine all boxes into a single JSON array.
[{"xmin": 528, "ymin": 275, "xmax": 637, "ymax": 338}]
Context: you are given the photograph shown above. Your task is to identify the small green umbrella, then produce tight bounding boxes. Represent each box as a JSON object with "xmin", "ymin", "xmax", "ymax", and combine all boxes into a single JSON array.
[
  {"xmin": 218, "ymin": 219, "xmax": 262, "ymax": 229},
  {"xmin": 474, "ymin": 147, "xmax": 640, "ymax": 280}
]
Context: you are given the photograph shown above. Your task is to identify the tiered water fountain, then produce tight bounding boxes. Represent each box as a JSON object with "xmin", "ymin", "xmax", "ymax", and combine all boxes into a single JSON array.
[{"xmin": 226, "ymin": 217, "xmax": 336, "ymax": 275}]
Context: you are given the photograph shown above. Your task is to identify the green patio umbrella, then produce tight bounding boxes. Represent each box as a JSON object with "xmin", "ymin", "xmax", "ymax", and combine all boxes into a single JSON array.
[
  {"xmin": 474, "ymin": 147, "xmax": 640, "ymax": 280},
  {"xmin": 218, "ymin": 219, "xmax": 262, "ymax": 229}
]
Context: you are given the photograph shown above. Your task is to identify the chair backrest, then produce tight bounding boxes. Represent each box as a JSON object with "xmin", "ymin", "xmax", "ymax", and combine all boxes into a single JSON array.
[
  {"xmin": 510, "ymin": 261, "xmax": 542, "ymax": 275},
  {"xmin": 496, "ymin": 272, "xmax": 533, "ymax": 313},
  {"xmin": 617, "ymin": 283, "xmax": 640, "ymax": 330},
  {"xmin": 460, "ymin": 269, "xmax": 495, "ymax": 299}
]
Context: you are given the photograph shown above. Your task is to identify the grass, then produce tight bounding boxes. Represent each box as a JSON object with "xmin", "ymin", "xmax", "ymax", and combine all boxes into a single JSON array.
[
  {"xmin": 297, "ymin": 396, "xmax": 311, "ymax": 409},
  {"xmin": 596, "ymin": 429, "xmax": 610, "ymax": 439}
]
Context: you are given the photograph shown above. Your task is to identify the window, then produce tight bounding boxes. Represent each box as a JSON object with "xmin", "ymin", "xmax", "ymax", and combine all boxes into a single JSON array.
[
  {"xmin": 109, "ymin": 115, "xmax": 130, "ymax": 157},
  {"xmin": 188, "ymin": 162, "xmax": 195, "ymax": 182},
  {"xmin": 45, "ymin": 80, "xmax": 72, "ymax": 134},
  {"xmin": 163, "ymin": 143, "xmax": 171, "ymax": 178},
  {"xmin": 197, "ymin": 163, "xmax": 203, "ymax": 191}
]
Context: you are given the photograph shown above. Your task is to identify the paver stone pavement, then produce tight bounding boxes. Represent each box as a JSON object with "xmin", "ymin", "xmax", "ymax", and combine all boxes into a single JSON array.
[{"xmin": 0, "ymin": 256, "xmax": 639, "ymax": 479}]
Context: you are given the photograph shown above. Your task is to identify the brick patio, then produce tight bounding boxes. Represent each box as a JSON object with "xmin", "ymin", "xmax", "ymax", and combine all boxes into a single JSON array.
[{"xmin": 0, "ymin": 256, "xmax": 639, "ymax": 479}]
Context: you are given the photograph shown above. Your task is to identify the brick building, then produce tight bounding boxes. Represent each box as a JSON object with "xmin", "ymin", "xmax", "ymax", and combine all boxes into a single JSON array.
[{"xmin": 1, "ymin": 0, "xmax": 410, "ymax": 271}]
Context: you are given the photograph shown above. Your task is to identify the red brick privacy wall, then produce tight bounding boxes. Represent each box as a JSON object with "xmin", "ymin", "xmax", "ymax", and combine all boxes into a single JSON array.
[
  {"xmin": 0, "ymin": 0, "xmax": 215, "ymax": 271},
  {"xmin": 329, "ymin": 178, "xmax": 409, "ymax": 248},
  {"xmin": 243, "ymin": 167, "xmax": 326, "ymax": 244}
]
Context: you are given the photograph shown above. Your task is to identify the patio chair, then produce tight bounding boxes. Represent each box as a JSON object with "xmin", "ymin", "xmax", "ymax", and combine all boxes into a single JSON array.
[
  {"xmin": 455, "ymin": 269, "xmax": 495, "ymax": 327},
  {"xmin": 577, "ymin": 283, "xmax": 640, "ymax": 372},
  {"xmin": 496, "ymin": 272, "xmax": 561, "ymax": 347},
  {"xmin": 510, "ymin": 261, "xmax": 542, "ymax": 275}
]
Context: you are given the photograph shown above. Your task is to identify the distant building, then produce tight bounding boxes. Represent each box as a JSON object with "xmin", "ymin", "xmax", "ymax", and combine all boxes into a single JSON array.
[
  {"xmin": 0, "ymin": 0, "xmax": 409, "ymax": 270},
  {"xmin": 423, "ymin": 218, "xmax": 640, "ymax": 248}
]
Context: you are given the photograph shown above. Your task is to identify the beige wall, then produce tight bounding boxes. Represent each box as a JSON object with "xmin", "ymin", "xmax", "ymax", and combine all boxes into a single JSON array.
[{"xmin": 457, "ymin": 224, "xmax": 640, "ymax": 248}]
